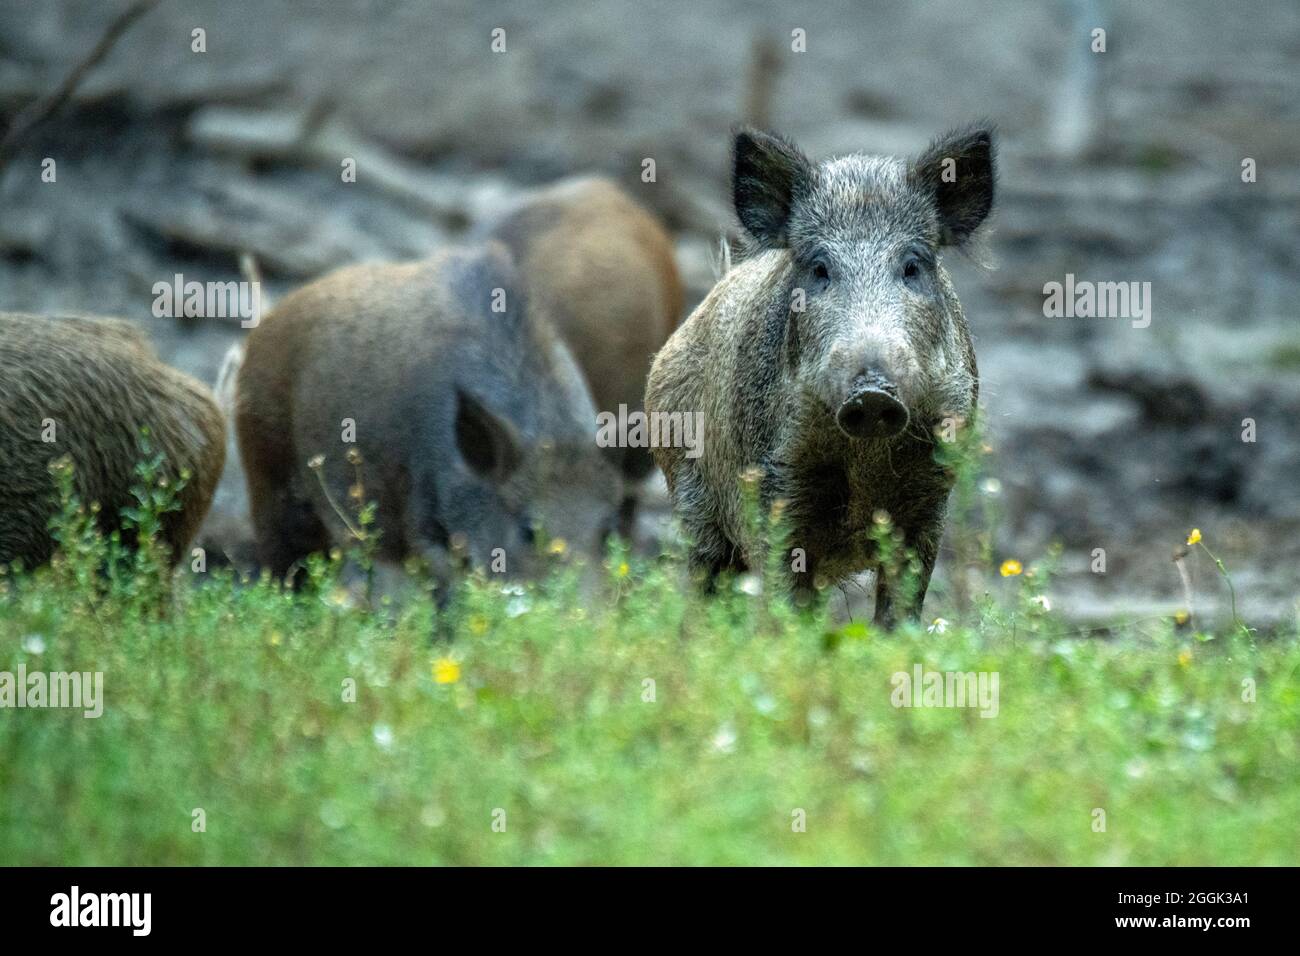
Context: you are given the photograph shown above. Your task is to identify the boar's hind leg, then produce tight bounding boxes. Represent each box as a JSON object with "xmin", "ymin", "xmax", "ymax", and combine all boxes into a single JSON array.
[
  {"xmin": 614, "ymin": 445, "xmax": 657, "ymax": 541},
  {"xmin": 251, "ymin": 484, "xmax": 331, "ymax": 585}
]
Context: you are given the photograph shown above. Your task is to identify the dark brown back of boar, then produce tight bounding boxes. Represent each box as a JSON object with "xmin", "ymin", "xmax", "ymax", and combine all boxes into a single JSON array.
[{"xmin": 0, "ymin": 312, "xmax": 227, "ymax": 568}]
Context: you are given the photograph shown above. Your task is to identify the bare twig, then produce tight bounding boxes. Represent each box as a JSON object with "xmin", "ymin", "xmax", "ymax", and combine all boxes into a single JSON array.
[
  {"xmin": 213, "ymin": 342, "xmax": 245, "ymax": 417},
  {"xmin": 236, "ymin": 251, "xmax": 263, "ymax": 290},
  {"xmin": 0, "ymin": 0, "xmax": 164, "ymax": 171},
  {"xmin": 237, "ymin": 250, "xmax": 270, "ymax": 321}
]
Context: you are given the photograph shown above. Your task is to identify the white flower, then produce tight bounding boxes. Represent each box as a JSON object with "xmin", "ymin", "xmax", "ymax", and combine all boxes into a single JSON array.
[
  {"xmin": 319, "ymin": 801, "xmax": 346, "ymax": 829},
  {"xmin": 1031, "ymin": 595, "xmax": 1052, "ymax": 612},
  {"xmin": 711, "ymin": 722, "xmax": 738, "ymax": 754},
  {"xmin": 980, "ymin": 477, "xmax": 1002, "ymax": 496},
  {"xmin": 372, "ymin": 723, "xmax": 394, "ymax": 751},
  {"xmin": 734, "ymin": 573, "xmax": 763, "ymax": 597},
  {"xmin": 927, "ymin": 617, "xmax": 950, "ymax": 634},
  {"xmin": 21, "ymin": 634, "xmax": 46, "ymax": 655}
]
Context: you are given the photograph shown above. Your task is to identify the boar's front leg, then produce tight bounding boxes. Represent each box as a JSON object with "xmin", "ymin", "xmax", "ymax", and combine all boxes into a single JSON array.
[
  {"xmin": 410, "ymin": 540, "xmax": 462, "ymax": 640},
  {"xmin": 871, "ymin": 519, "xmax": 941, "ymax": 629},
  {"xmin": 689, "ymin": 529, "xmax": 746, "ymax": 594}
]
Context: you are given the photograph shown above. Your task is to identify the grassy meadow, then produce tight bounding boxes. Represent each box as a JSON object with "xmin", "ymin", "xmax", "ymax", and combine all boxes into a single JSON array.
[{"xmin": 1, "ymin": 456, "xmax": 1298, "ymax": 866}]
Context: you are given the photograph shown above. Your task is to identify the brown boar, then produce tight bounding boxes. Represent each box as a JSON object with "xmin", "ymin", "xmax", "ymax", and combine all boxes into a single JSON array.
[
  {"xmin": 234, "ymin": 241, "xmax": 619, "ymax": 592},
  {"xmin": 486, "ymin": 177, "xmax": 684, "ymax": 534},
  {"xmin": 0, "ymin": 312, "xmax": 226, "ymax": 567}
]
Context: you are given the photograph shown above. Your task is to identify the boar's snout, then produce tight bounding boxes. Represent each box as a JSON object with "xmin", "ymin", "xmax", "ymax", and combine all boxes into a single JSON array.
[{"xmin": 836, "ymin": 372, "xmax": 909, "ymax": 441}]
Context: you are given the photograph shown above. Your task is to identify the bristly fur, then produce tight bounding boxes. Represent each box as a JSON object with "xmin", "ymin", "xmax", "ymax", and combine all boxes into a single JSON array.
[
  {"xmin": 0, "ymin": 312, "xmax": 226, "ymax": 567},
  {"xmin": 647, "ymin": 124, "xmax": 997, "ymax": 627}
]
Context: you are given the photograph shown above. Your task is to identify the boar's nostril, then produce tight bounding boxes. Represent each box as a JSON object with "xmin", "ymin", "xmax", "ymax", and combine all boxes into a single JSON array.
[
  {"xmin": 836, "ymin": 388, "xmax": 909, "ymax": 440},
  {"xmin": 838, "ymin": 404, "xmax": 867, "ymax": 435}
]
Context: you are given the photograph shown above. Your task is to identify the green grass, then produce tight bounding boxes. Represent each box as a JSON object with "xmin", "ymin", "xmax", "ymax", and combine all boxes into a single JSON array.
[
  {"xmin": 2, "ymin": 449, "xmax": 1297, "ymax": 866},
  {"xmin": 2, "ymin": 546, "xmax": 1298, "ymax": 866}
]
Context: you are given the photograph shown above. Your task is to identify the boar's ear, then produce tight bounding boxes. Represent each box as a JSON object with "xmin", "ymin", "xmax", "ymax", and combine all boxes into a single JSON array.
[
  {"xmin": 732, "ymin": 128, "xmax": 812, "ymax": 249},
  {"xmin": 910, "ymin": 124, "xmax": 996, "ymax": 247},
  {"xmin": 454, "ymin": 388, "xmax": 523, "ymax": 481}
]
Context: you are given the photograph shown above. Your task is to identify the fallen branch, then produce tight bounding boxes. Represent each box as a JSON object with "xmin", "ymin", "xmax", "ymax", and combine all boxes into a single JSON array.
[{"xmin": 0, "ymin": 0, "xmax": 163, "ymax": 171}]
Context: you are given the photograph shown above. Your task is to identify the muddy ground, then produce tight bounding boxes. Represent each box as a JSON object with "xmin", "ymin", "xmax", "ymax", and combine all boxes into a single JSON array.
[{"xmin": 1, "ymin": 0, "xmax": 1297, "ymax": 625}]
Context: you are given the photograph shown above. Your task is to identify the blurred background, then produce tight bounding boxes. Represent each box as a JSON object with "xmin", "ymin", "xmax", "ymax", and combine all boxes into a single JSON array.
[{"xmin": 1, "ymin": 0, "xmax": 1297, "ymax": 624}]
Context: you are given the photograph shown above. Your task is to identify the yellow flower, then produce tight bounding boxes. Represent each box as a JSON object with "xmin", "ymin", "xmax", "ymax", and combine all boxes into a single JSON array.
[
  {"xmin": 268, "ymin": 630, "xmax": 283, "ymax": 646},
  {"xmin": 548, "ymin": 538, "xmax": 568, "ymax": 556},
  {"xmin": 432, "ymin": 658, "xmax": 461, "ymax": 685},
  {"xmin": 1174, "ymin": 610, "xmax": 1190, "ymax": 626},
  {"xmin": 616, "ymin": 561, "xmax": 630, "ymax": 578},
  {"xmin": 999, "ymin": 559, "xmax": 1023, "ymax": 577},
  {"xmin": 1186, "ymin": 528, "xmax": 1202, "ymax": 545},
  {"xmin": 1178, "ymin": 648, "xmax": 1192, "ymax": 668}
]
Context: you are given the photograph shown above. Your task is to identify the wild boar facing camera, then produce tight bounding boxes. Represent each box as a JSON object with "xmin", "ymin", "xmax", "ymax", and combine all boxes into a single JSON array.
[{"xmin": 645, "ymin": 125, "xmax": 995, "ymax": 626}]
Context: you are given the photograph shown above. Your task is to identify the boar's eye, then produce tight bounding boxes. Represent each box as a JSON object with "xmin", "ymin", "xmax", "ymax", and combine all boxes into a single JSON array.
[
  {"xmin": 805, "ymin": 255, "xmax": 832, "ymax": 292},
  {"xmin": 795, "ymin": 253, "xmax": 831, "ymax": 300},
  {"xmin": 901, "ymin": 252, "xmax": 930, "ymax": 290}
]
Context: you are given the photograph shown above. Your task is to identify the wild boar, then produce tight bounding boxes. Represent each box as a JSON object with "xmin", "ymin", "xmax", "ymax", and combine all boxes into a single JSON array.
[
  {"xmin": 0, "ymin": 312, "xmax": 226, "ymax": 567},
  {"xmin": 485, "ymin": 176, "xmax": 684, "ymax": 535},
  {"xmin": 234, "ymin": 241, "xmax": 619, "ymax": 592},
  {"xmin": 645, "ymin": 126, "xmax": 995, "ymax": 626}
]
